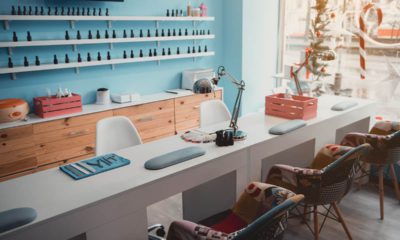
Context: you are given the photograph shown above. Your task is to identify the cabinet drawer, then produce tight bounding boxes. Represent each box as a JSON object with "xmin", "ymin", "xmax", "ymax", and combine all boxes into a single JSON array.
[
  {"xmin": 0, "ymin": 149, "xmax": 37, "ymax": 177},
  {"xmin": 0, "ymin": 169, "xmax": 36, "ymax": 182},
  {"xmin": 34, "ymin": 124, "xmax": 96, "ymax": 145},
  {"xmin": 0, "ymin": 125, "xmax": 33, "ymax": 142},
  {"xmin": 33, "ymin": 111, "xmax": 112, "ymax": 134}
]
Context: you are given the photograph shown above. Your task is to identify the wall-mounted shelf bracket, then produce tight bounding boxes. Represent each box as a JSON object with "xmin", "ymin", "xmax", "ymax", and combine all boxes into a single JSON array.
[
  {"xmin": 107, "ymin": 20, "xmax": 112, "ymax": 28},
  {"xmin": 72, "ymin": 45, "xmax": 77, "ymax": 51},
  {"xmin": 109, "ymin": 43, "xmax": 113, "ymax": 50},
  {"xmin": 3, "ymin": 20, "xmax": 9, "ymax": 30},
  {"xmin": 111, "ymin": 64, "xmax": 115, "ymax": 70},
  {"xmin": 157, "ymin": 41, "xmax": 160, "ymax": 48},
  {"xmin": 155, "ymin": 21, "xmax": 160, "ymax": 28},
  {"xmin": 10, "ymin": 73, "xmax": 16, "ymax": 80},
  {"xmin": 75, "ymin": 67, "xmax": 80, "ymax": 74},
  {"xmin": 157, "ymin": 60, "xmax": 161, "ymax": 66},
  {"xmin": 193, "ymin": 57, "xmax": 196, "ymax": 62},
  {"xmin": 69, "ymin": 20, "xmax": 76, "ymax": 29},
  {"xmin": 7, "ymin": 47, "xmax": 12, "ymax": 56}
]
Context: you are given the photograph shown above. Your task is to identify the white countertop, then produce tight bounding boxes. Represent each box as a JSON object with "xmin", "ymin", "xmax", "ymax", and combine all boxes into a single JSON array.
[
  {"xmin": 0, "ymin": 88, "xmax": 222, "ymax": 130},
  {"xmin": 0, "ymin": 95, "xmax": 376, "ymax": 238}
]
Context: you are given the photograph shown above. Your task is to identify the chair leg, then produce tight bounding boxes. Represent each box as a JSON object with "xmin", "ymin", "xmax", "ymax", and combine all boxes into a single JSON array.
[
  {"xmin": 302, "ymin": 204, "xmax": 309, "ymax": 223},
  {"xmin": 313, "ymin": 205, "xmax": 319, "ymax": 240},
  {"xmin": 332, "ymin": 203, "xmax": 353, "ymax": 240},
  {"xmin": 389, "ymin": 164, "xmax": 400, "ymax": 203},
  {"xmin": 378, "ymin": 166, "xmax": 385, "ymax": 220}
]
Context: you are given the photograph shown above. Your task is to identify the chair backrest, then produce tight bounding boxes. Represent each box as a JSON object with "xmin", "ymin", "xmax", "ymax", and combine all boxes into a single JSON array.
[
  {"xmin": 387, "ymin": 130, "xmax": 400, "ymax": 164},
  {"xmin": 233, "ymin": 194, "xmax": 304, "ymax": 240},
  {"xmin": 200, "ymin": 99, "xmax": 231, "ymax": 128},
  {"xmin": 96, "ymin": 116, "xmax": 142, "ymax": 156}
]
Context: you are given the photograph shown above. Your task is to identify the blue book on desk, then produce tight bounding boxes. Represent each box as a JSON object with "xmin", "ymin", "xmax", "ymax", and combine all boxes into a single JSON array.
[{"xmin": 60, "ymin": 154, "xmax": 131, "ymax": 180}]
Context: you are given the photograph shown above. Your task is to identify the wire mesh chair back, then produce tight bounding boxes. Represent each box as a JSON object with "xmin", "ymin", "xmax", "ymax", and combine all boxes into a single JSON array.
[
  {"xmin": 297, "ymin": 144, "xmax": 371, "ymax": 205},
  {"xmin": 387, "ymin": 131, "xmax": 400, "ymax": 164}
]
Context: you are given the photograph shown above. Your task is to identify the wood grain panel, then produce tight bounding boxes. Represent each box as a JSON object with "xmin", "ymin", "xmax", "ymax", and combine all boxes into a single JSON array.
[
  {"xmin": 0, "ymin": 169, "xmax": 36, "ymax": 182},
  {"xmin": 0, "ymin": 125, "xmax": 33, "ymax": 142},
  {"xmin": 34, "ymin": 124, "xmax": 96, "ymax": 144},
  {"xmin": 0, "ymin": 136, "xmax": 35, "ymax": 154},
  {"xmin": 0, "ymin": 156, "xmax": 36, "ymax": 177}
]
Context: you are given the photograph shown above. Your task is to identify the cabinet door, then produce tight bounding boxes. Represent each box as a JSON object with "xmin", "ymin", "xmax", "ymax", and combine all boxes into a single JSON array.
[
  {"xmin": 175, "ymin": 90, "xmax": 222, "ymax": 132},
  {"xmin": 113, "ymin": 100, "xmax": 175, "ymax": 143}
]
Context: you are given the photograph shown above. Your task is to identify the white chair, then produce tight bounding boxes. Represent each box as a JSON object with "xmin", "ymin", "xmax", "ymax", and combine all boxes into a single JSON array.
[
  {"xmin": 200, "ymin": 99, "xmax": 231, "ymax": 128},
  {"xmin": 96, "ymin": 116, "xmax": 142, "ymax": 156}
]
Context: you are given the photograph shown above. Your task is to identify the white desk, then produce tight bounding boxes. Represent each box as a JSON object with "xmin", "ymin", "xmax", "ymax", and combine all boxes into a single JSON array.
[{"xmin": 0, "ymin": 95, "xmax": 376, "ymax": 240}]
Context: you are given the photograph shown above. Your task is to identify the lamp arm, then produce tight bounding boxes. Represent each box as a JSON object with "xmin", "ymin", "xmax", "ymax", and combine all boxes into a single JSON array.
[{"xmin": 230, "ymin": 84, "xmax": 244, "ymax": 133}]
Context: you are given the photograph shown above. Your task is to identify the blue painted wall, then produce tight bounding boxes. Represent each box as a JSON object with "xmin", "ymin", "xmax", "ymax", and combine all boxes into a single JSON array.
[{"xmin": 0, "ymin": 0, "xmax": 224, "ymax": 109}]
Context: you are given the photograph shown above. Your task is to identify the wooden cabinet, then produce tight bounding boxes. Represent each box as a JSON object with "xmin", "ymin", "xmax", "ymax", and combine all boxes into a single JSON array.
[
  {"xmin": 113, "ymin": 100, "xmax": 175, "ymax": 143},
  {"xmin": 175, "ymin": 90, "xmax": 222, "ymax": 132},
  {"xmin": 0, "ymin": 91, "xmax": 223, "ymax": 181}
]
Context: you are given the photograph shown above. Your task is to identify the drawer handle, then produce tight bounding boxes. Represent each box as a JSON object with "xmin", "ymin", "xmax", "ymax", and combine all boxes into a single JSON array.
[
  {"xmin": 0, "ymin": 134, "xmax": 7, "ymax": 139},
  {"xmin": 193, "ymin": 106, "xmax": 200, "ymax": 110},
  {"xmin": 139, "ymin": 116, "xmax": 153, "ymax": 122},
  {"xmin": 67, "ymin": 130, "xmax": 89, "ymax": 137},
  {"xmin": 85, "ymin": 146, "xmax": 95, "ymax": 152}
]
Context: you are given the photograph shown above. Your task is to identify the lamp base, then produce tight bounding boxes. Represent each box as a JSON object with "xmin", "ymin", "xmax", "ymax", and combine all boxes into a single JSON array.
[{"xmin": 226, "ymin": 129, "xmax": 247, "ymax": 141}]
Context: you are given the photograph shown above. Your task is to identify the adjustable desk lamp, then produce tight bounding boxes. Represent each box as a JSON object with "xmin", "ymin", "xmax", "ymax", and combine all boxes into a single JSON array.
[{"xmin": 212, "ymin": 66, "xmax": 247, "ymax": 140}]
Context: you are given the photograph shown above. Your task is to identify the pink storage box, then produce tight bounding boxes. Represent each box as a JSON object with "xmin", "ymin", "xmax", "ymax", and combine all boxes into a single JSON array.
[
  {"xmin": 34, "ymin": 93, "xmax": 82, "ymax": 118},
  {"xmin": 265, "ymin": 94, "xmax": 318, "ymax": 120}
]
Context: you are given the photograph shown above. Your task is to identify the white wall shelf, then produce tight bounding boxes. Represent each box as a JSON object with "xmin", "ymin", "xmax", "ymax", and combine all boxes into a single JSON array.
[
  {"xmin": 0, "ymin": 35, "xmax": 215, "ymax": 54},
  {"xmin": 0, "ymin": 15, "xmax": 215, "ymax": 30},
  {"xmin": 0, "ymin": 51, "xmax": 215, "ymax": 80}
]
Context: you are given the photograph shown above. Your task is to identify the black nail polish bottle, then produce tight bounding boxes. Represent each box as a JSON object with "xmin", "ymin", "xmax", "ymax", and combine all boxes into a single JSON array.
[
  {"xmin": 161, "ymin": 29, "xmax": 165, "ymax": 37},
  {"xmin": 88, "ymin": 30, "xmax": 92, "ymax": 39},
  {"xmin": 155, "ymin": 29, "xmax": 159, "ymax": 37},
  {"xmin": 112, "ymin": 30, "xmax": 116, "ymax": 38},
  {"xmin": 40, "ymin": 6, "xmax": 44, "ymax": 15},
  {"xmin": 180, "ymin": 10, "xmax": 183, "ymax": 16},
  {"xmin": 192, "ymin": 46, "xmax": 196, "ymax": 53},
  {"xmin": 147, "ymin": 29, "xmax": 151, "ymax": 38},
  {"xmin": 65, "ymin": 31, "xmax": 70, "ymax": 40},
  {"xmin": 28, "ymin": 6, "xmax": 32, "ymax": 15},
  {"xmin": 166, "ymin": 9, "xmax": 170, "ymax": 17},
  {"xmin": 11, "ymin": 6, "xmax": 16, "ymax": 15},
  {"xmin": 130, "ymin": 30, "xmax": 134, "ymax": 38},
  {"xmin": 27, "ymin": 31, "xmax": 32, "ymax": 41},
  {"xmin": 173, "ymin": 29, "xmax": 176, "ymax": 36},
  {"xmin": 140, "ymin": 30, "xmax": 143, "ymax": 38},
  {"xmin": 196, "ymin": 30, "xmax": 199, "ymax": 35},
  {"xmin": 99, "ymin": 8, "xmax": 102, "ymax": 16},
  {"xmin": 149, "ymin": 49, "xmax": 152, "ymax": 57},
  {"xmin": 78, "ymin": 53, "xmax": 82, "ymax": 62},
  {"xmin": 17, "ymin": 6, "xmax": 22, "ymax": 15},
  {"xmin": 107, "ymin": 51, "xmax": 111, "ymax": 60},
  {"xmin": 87, "ymin": 8, "xmax": 90, "ymax": 16},
  {"xmin": 171, "ymin": 9, "xmax": 175, "ymax": 17},
  {"xmin": 177, "ymin": 47, "xmax": 180, "ymax": 55},
  {"xmin": 54, "ymin": 7, "xmax": 58, "ymax": 15},
  {"xmin": 67, "ymin": 7, "xmax": 70, "ymax": 16},
  {"xmin": 168, "ymin": 29, "xmax": 171, "ymax": 37},
  {"xmin": 154, "ymin": 49, "xmax": 157, "ymax": 56},
  {"xmin": 168, "ymin": 48, "xmax": 171, "ymax": 55},
  {"xmin": 61, "ymin": 7, "xmax": 65, "ymax": 15},
  {"xmin": 162, "ymin": 48, "xmax": 166, "ymax": 56},
  {"xmin": 185, "ymin": 29, "xmax": 188, "ymax": 36},
  {"xmin": 93, "ymin": 8, "xmax": 96, "ymax": 16},
  {"xmin": 179, "ymin": 29, "xmax": 182, "ymax": 36},
  {"xmin": 81, "ymin": 7, "xmax": 85, "ymax": 16},
  {"xmin": 72, "ymin": 7, "xmax": 75, "ymax": 16},
  {"xmin": 204, "ymin": 45, "xmax": 208, "ymax": 52},
  {"xmin": 105, "ymin": 30, "xmax": 109, "ymax": 39},
  {"xmin": 77, "ymin": 31, "xmax": 81, "ymax": 40},
  {"xmin": 87, "ymin": 53, "xmax": 91, "ymax": 62},
  {"xmin": 106, "ymin": 8, "xmax": 109, "ymax": 16},
  {"xmin": 130, "ymin": 50, "xmax": 134, "ymax": 58},
  {"xmin": 35, "ymin": 6, "xmax": 38, "ymax": 15},
  {"xmin": 8, "ymin": 57, "xmax": 13, "ymax": 68},
  {"xmin": 198, "ymin": 46, "xmax": 202, "ymax": 53},
  {"xmin": 97, "ymin": 52, "xmax": 101, "ymax": 61},
  {"xmin": 187, "ymin": 47, "xmax": 191, "ymax": 54},
  {"xmin": 53, "ymin": 55, "xmax": 58, "ymax": 64},
  {"xmin": 175, "ymin": 9, "xmax": 178, "ymax": 17},
  {"xmin": 123, "ymin": 30, "xmax": 127, "ymax": 38},
  {"xmin": 123, "ymin": 50, "xmax": 127, "ymax": 59},
  {"xmin": 23, "ymin": 6, "xmax": 27, "ymax": 15},
  {"xmin": 24, "ymin": 57, "xmax": 29, "ymax": 67},
  {"xmin": 192, "ymin": 30, "xmax": 195, "ymax": 35},
  {"xmin": 35, "ymin": 56, "xmax": 40, "ymax": 66},
  {"xmin": 96, "ymin": 30, "xmax": 101, "ymax": 39},
  {"xmin": 76, "ymin": 8, "xmax": 80, "ymax": 16},
  {"xmin": 12, "ymin": 32, "xmax": 18, "ymax": 42},
  {"xmin": 65, "ymin": 54, "xmax": 70, "ymax": 63},
  {"xmin": 140, "ymin": 50, "xmax": 143, "ymax": 58},
  {"xmin": 208, "ymin": 30, "xmax": 211, "ymax": 35}
]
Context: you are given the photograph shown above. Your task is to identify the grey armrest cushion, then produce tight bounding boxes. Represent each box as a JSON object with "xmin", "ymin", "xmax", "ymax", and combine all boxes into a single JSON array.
[
  {"xmin": 0, "ymin": 208, "xmax": 37, "ymax": 233},
  {"xmin": 145, "ymin": 147, "xmax": 206, "ymax": 170},
  {"xmin": 331, "ymin": 101, "xmax": 358, "ymax": 111},
  {"xmin": 269, "ymin": 120, "xmax": 307, "ymax": 135}
]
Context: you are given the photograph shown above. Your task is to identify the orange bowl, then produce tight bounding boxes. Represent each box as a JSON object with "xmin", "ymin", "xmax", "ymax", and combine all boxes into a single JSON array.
[{"xmin": 0, "ymin": 99, "xmax": 29, "ymax": 123}]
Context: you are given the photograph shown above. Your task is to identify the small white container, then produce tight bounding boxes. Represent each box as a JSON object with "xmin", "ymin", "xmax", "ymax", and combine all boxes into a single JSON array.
[
  {"xmin": 192, "ymin": 8, "xmax": 201, "ymax": 17},
  {"xmin": 96, "ymin": 88, "xmax": 111, "ymax": 105}
]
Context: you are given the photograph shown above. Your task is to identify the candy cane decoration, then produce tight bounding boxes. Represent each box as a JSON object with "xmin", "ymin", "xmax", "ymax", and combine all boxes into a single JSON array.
[{"xmin": 359, "ymin": 3, "xmax": 383, "ymax": 80}]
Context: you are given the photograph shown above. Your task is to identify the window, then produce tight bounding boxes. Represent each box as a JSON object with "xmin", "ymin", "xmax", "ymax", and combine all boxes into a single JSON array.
[{"xmin": 280, "ymin": 0, "xmax": 400, "ymax": 120}]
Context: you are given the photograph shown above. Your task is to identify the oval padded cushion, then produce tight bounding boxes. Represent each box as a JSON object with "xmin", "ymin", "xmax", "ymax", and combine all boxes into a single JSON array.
[
  {"xmin": 331, "ymin": 101, "xmax": 358, "ymax": 111},
  {"xmin": 145, "ymin": 147, "xmax": 206, "ymax": 170},
  {"xmin": 0, "ymin": 208, "xmax": 37, "ymax": 233},
  {"xmin": 269, "ymin": 120, "xmax": 307, "ymax": 135}
]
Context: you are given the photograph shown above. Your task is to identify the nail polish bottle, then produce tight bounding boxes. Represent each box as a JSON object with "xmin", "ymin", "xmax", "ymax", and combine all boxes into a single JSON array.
[
  {"xmin": 139, "ymin": 50, "xmax": 143, "ymax": 58},
  {"xmin": 208, "ymin": 30, "xmax": 211, "ymax": 35},
  {"xmin": 204, "ymin": 45, "xmax": 208, "ymax": 52},
  {"xmin": 149, "ymin": 49, "xmax": 153, "ymax": 57},
  {"xmin": 192, "ymin": 46, "xmax": 196, "ymax": 53},
  {"xmin": 61, "ymin": 7, "xmax": 65, "ymax": 15},
  {"xmin": 81, "ymin": 7, "xmax": 85, "ymax": 16},
  {"xmin": 198, "ymin": 46, "xmax": 202, "ymax": 53},
  {"xmin": 153, "ymin": 49, "xmax": 157, "ymax": 56},
  {"xmin": 147, "ymin": 29, "xmax": 151, "ymax": 38},
  {"xmin": 27, "ymin": 31, "xmax": 32, "ymax": 41},
  {"xmin": 78, "ymin": 53, "xmax": 82, "ymax": 62},
  {"xmin": 168, "ymin": 29, "xmax": 171, "ymax": 37},
  {"xmin": 8, "ymin": 57, "xmax": 13, "ymax": 68},
  {"xmin": 72, "ymin": 7, "xmax": 75, "ymax": 16},
  {"xmin": 65, "ymin": 31, "xmax": 70, "ymax": 40},
  {"xmin": 53, "ymin": 55, "xmax": 58, "ymax": 64},
  {"xmin": 123, "ymin": 30, "xmax": 127, "ymax": 38},
  {"xmin": 88, "ymin": 30, "xmax": 93, "ymax": 39},
  {"xmin": 180, "ymin": 10, "xmax": 183, "ymax": 16},
  {"xmin": 67, "ymin": 7, "xmax": 70, "ymax": 16},
  {"xmin": 87, "ymin": 53, "xmax": 91, "ymax": 62},
  {"xmin": 155, "ymin": 29, "xmax": 159, "ymax": 37},
  {"xmin": 112, "ymin": 30, "xmax": 116, "ymax": 38},
  {"xmin": 192, "ymin": 30, "xmax": 195, "ymax": 35},
  {"xmin": 87, "ymin": 8, "xmax": 90, "ymax": 16},
  {"xmin": 179, "ymin": 29, "xmax": 182, "ymax": 36},
  {"xmin": 65, "ymin": 54, "xmax": 70, "ymax": 63},
  {"xmin": 93, "ymin": 8, "xmax": 96, "ymax": 16},
  {"xmin": 107, "ymin": 51, "xmax": 111, "ymax": 60},
  {"xmin": 130, "ymin": 50, "xmax": 134, "ymax": 58},
  {"xmin": 168, "ymin": 48, "xmax": 171, "ymax": 55},
  {"xmin": 130, "ymin": 30, "xmax": 134, "ymax": 38},
  {"xmin": 105, "ymin": 30, "xmax": 109, "ymax": 39},
  {"xmin": 23, "ymin": 6, "xmax": 27, "ymax": 15},
  {"xmin": 196, "ymin": 30, "xmax": 199, "ymax": 35},
  {"xmin": 171, "ymin": 9, "xmax": 175, "ymax": 17},
  {"xmin": 11, "ymin": 6, "xmax": 16, "ymax": 15},
  {"xmin": 161, "ymin": 29, "xmax": 165, "ymax": 37},
  {"xmin": 140, "ymin": 30, "xmax": 143, "ymax": 38},
  {"xmin": 35, "ymin": 56, "xmax": 40, "ymax": 66},
  {"xmin": 106, "ymin": 8, "xmax": 109, "ymax": 16},
  {"xmin": 99, "ymin": 8, "xmax": 102, "ymax": 16},
  {"xmin": 28, "ymin": 6, "xmax": 32, "ymax": 15},
  {"xmin": 123, "ymin": 50, "xmax": 127, "ymax": 59},
  {"xmin": 40, "ymin": 6, "xmax": 44, "ymax": 15},
  {"xmin": 17, "ymin": 6, "xmax": 22, "ymax": 15},
  {"xmin": 166, "ymin": 9, "xmax": 170, "ymax": 17},
  {"xmin": 77, "ymin": 31, "xmax": 81, "ymax": 40},
  {"xmin": 24, "ymin": 57, "xmax": 29, "ymax": 67},
  {"xmin": 96, "ymin": 30, "xmax": 101, "ymax": 39},
  {"xmin": 175, "ymin": 9, "xmax": 179, "ymax": 17},
  {"xmin": 173, "ymin": 29, "xmax": 176, "ymax": 36},
  {"xmin": 97, "ymin": 52, "xmax": 101, "ymax": 61},
  {"xmin": 76, "ymin": 8, "xmax": 80, "ymax": 16},
  {"xmin": 187, "ymin": 47, "xmax": 191, "ymax": 54},
  {"xmin": 54, "ymin": 7, "xmax": 58, "ymax": 15},
  {"xmin": 12, "ymin": 32, "xmax": 18, "ymax": 42},
  {"xmin": 35, "ymin": 6, "xmax": 38, "ymax": 15},
  {"xmin": 162, "ymin": 48, "xmax": 166, "ymax": 56},
  {"xmin": 177, "ymin": 47, "xmax": 180, "ymax": 55},
  {"xmin": 185, "ymin": 29, "xmax": 188, "ymax": 36}
]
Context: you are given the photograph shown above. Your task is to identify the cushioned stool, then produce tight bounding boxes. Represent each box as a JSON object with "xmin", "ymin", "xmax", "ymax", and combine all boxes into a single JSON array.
[{"xmin": 0, "ymin": 208, "xmax": 37, "ymax": 233}]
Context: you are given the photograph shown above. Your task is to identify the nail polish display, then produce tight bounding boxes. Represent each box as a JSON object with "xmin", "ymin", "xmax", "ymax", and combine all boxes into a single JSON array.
[
  {"xmin": 35, "ymin": 56, "xmax": 40, "ymax": 66},
  {"xmin": 27, "ymin": 31, "xmax": 32, "ymax": 41},
  {"xmin": 65, "ymin": 31, "xmax": 70, "ymax": 40},
  {"xmin": 8, "ymin": 57, "xmax": 13, "ymax": 68},
  {"xmin": 65, "ymin": 54, "xmax": 70, "ymax": 63},
  {"xmin": 53, "ymin": 55, "xmax": 58, "ymax": 64},
  {"xmin": 123, "ymin": 50, "xmax": 127, "ymax": 59},
  {"xmin": 78, "ymin": 53, "xmax": 82, "ymax": 62},
  {"xmin": 130, "ymin": 50, "xmax": 134, "ymax": 58},
  {"xmin": 97, "ymin": 52, "xmax": 101, "ymax": 61},
  {"xmin": 107, "ymin": 51, "xmax": 111, "ymax": 60},
  {"xmin": 77, "ymin": 31, "xmax": 81, "ymax": 40},
  {"xmin": 24, "ymin": 57, "xmax": 29, "ymax": 67},
  {"xmin": 88, "ymin": 30, "xmax": 93, "ymax": 39},
  {"xmin": 87, "ymin": 53, "xmax": 91, "ymax": 62},
  {"xmin": 12, "ymin": 32, "xmax": 18, "ymax": 42}
]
